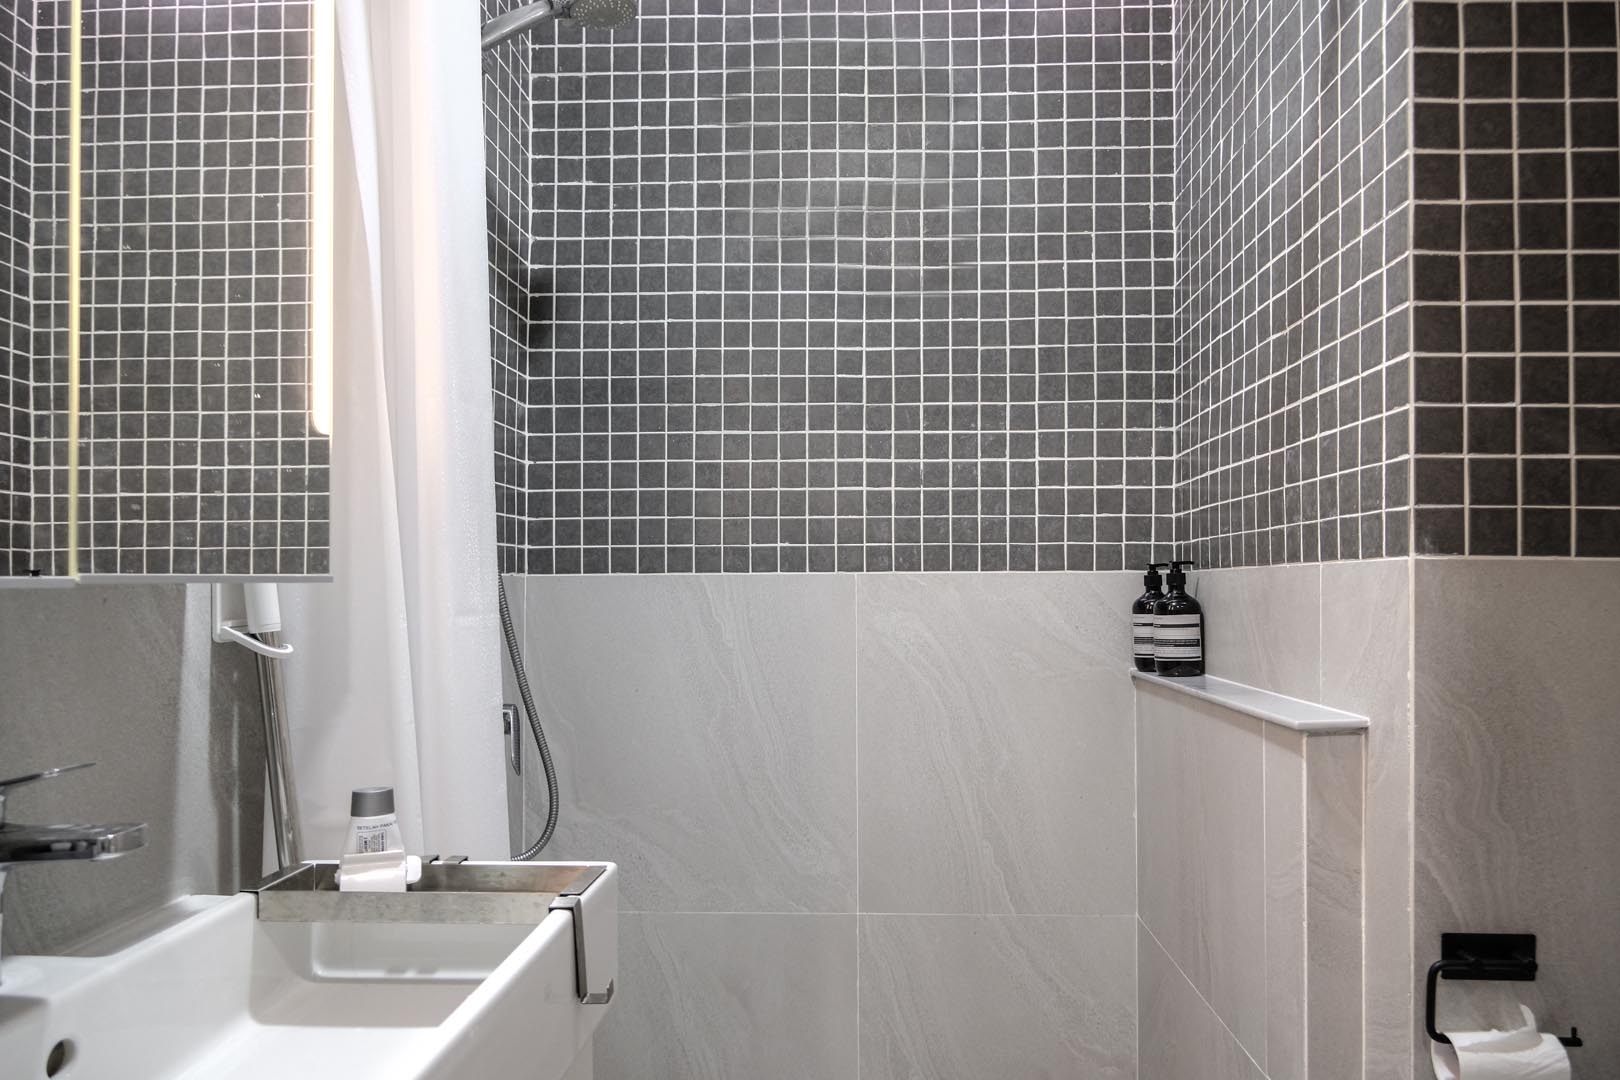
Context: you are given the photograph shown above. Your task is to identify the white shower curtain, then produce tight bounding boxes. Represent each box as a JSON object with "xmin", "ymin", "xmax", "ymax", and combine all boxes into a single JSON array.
[{"xmin": 278, "ymin": 0, "xmax": 507, "ymax": 860}]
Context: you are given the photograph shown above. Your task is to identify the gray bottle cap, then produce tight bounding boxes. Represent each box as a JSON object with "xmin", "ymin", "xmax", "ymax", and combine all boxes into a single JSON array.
[{"xmin": 350, "ymin": 786, "xmax": 395, "ymax": 817}]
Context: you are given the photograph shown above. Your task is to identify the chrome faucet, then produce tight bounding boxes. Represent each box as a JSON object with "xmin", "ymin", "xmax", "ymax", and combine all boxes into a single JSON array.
[{"xmin": 0, "ymin": 763, "xmax": 147, "ymax": 981}]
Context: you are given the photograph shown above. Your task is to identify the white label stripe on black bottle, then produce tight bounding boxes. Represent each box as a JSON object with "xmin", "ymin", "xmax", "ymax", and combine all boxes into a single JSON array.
[
  {"xmin": 1132, "ymin": 615, "xmax": 1155, "ymax": 657},
  {"xmin": 1154, "ymin": 615, "xmax": 1203, "ymax": 661}
]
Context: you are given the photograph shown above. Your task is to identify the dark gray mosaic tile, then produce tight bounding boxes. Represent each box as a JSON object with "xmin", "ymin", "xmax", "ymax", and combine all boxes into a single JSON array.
[
  {"xmin": 487, "ymin": 0, "xmax": 1178, "ymax": 574},
  {"xmin": 1411, "ymin": 0, "xmax": 1620, "ymax": 557},
  {"xmin": 1174, "ymin": 0, "xmax": 1412, "ymax": 567}
]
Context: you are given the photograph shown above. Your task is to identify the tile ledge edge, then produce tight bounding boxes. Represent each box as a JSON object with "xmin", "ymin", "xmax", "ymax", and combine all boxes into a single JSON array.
[{"xmin": 1129, "ymin": 669, "xmax": 1369, "ymax": 733}]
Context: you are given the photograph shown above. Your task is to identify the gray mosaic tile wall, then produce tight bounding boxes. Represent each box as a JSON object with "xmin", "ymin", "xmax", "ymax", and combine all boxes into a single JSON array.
[
  {"xmin": 77, "ymin": 0, "xmax": 328, "ymax": 576},
  {"xmin": 0, "ymin": 0, "xmax": 71, "ymax": 578},
  {"xmin": 30, "ymin": 0, "xmax": 70, "ymax": 576},
  {"xmin": 1, "ymin": 2, "xmax": 32, "ymax": 576},
  {"xmin": 501, "ymin": 0, "xmax": 1178, "ymax": 574},
  {"xmin": 1173, "ymin": 0, "xmax": 1414, "ymax": 569},
  {"xmin": 484, "ymin": 0, "xmax": 536, "ymax": 576},
  {"xmin": 1411, "ymin": 0, "xmax": 1620, "ymax": 556}
]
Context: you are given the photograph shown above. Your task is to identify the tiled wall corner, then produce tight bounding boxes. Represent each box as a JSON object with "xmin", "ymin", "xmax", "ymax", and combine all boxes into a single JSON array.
[
  {"xmin": 492, "ymin": 1, "xmax": 1178, "ymax": 575},
  {"xmin": 483, "ymin": 0, "xmax": 535, "ymax": 575},
  {"xmin": 1174, "ymin": 0, "xmax": 1414, "ymax": 569},
  {"xmin": 1410, "ymin": 0, "xmax": 1620, "ymax": 556}
]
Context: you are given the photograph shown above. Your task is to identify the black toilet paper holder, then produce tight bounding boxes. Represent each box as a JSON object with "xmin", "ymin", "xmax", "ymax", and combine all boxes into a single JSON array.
[{"xmin": 1426, "ymin": 933, "xmax": 1581, "ymax": 1049}]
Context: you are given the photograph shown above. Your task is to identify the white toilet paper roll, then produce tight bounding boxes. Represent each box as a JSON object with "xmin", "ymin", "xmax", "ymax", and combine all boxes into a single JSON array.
[
  {"xmin": 335, "ymin": 850, "xmax": 420, "ymax": 892},
  {"xmin": 1431, "ymin": 1005, "xmax": 1572, "ymax": 1080}
]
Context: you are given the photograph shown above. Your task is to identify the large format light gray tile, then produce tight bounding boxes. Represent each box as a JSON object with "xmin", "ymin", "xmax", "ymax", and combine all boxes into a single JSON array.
[
  {"xmin": 857, "ymin": 572, "xmax": 1137, "ymax": 916},
  {"xmin": 1196, "ymin": 565, "xmax": 1323, "ymax": 702},
  {"xmin": 1136, "ymin": 683, "xmax": 1267, "ymax": 1061},
  {"xmin": 0, "ymin": 586, "xmax": 261, "ymax": 955},
  {"xmin": 520, "ymin": 575, "xmax": 857, "ymax": 913},
  {"xmin": 1320, "ymin": 558, "xmax": 1412, "ymax": 1080},
  {"xmin": 1414, "ymin": 561, "xmax": 1620, "ymax": 1066},
  {"xmin": 1138, "ymin": 922, "xmax": 1264, "ymax": 1080},
  {"xmin": 1263, "ymin": 725, "xmax": 1306, "ymax": 1080},
  {"xmin": 1306, "ymin": 733, "xmax": 1364, "ymax": 1080},
  {"xmin": 860, "ymin": 913, "xmax": 1135, "ymax": 1080},
  {"xmin": 596, "ymin": 912, "xmax": 857, "ymax": 1080}
]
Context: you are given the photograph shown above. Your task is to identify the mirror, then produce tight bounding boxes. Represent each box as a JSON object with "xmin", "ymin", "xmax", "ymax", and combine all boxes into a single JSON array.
[{"xmin": 2, "ymin": 0, "xmax": 331, "ymax": 580}]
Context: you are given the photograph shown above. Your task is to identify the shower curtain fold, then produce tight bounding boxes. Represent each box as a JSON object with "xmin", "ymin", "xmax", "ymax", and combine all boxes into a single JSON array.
[{"xmin": 278, "ymin": 0, "xmax": 506, "ymax": 861}]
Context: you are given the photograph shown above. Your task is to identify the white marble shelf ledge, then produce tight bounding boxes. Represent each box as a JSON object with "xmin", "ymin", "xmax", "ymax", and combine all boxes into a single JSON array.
[{"xmin": 1129, "ymin": 670, "xmax": 1369, "ymax": 733}]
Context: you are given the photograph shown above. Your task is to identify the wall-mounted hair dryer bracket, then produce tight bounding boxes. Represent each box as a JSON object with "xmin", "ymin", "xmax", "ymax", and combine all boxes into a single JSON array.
[
  {"xmin": 1425, "ymin": 933, "xmax": 1581, "ymax": 1049},
  {"xmin": 211, "ymin": 583, "xmax": 295, "ymax": 659}
]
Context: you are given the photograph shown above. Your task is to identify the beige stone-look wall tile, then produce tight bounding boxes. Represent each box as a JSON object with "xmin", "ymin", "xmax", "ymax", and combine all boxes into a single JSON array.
[
  {"xmin": 1137, "ymin": 682, "xmax": 1268, "ymax": 1061},
  {"xmin": 1307, "ymin": 732, "xmax": 1365, "ymax": 1080},
  {"xmin": 1320, "ymin": 557, "xmax": 1413, "ymax": 1080},
  {"xmin": 857, "ymin": 572, "xmax": 1138, "ymax": 916},
  {"xmin": 1138, "ymin": 920, "xmax": 1265, "ymax": 1080},
  {"xmin": 860, "ymin": 913, "xmax": 1136, "ymax": 1080},
  {"xmin": 1414, "ymin": 560, "xmax": 1620, "ymax": 1067},
  {"xmin": 1195, "ymin": 565, "xmax": 1323, "ymax": 701}
]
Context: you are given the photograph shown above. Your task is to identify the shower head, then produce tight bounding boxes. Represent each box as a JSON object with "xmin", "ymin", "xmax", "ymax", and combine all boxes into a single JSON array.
[{"xmin": 480, "ymin": 0, "xmax": 637, "ymax": 50}]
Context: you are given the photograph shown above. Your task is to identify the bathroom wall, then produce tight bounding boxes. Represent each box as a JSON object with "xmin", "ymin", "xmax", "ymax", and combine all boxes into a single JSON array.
[
  {"xmin": 1413, "ymin": 559, "xmax": 1620, "ymax": 1067},
  {"xmin": 0, "ymin": 585, "xmax": 263, "ymax": 955},
  {"xmin": 29, "ymin": 0, "xmax": 68, "ymax": 574},
  {"xmin": 503, "ymin": 571, "xmax": 1140, "ymax": 1078},
  {"xmin": 76, "ymin": 0, "xmax": 327, "ymax": 576},
  {"xmin": 499, "ymin": 0, "xmax": 1176, "ymax": 575},
  {"xmin": 1410, "ymin": 0, "xmax": 1620, "ymax": 556},
  {"xmin": 1174, "ymin": 0, "xmax": 1413, "ymax": 568},
  {"xmin": 484, "ymin": 0, "xmax": 537, "ymax": 574},
  {"xmin": 0, "ymin": 1, "xmax": 31, "ymax": 576},
  {"xmin": 1136, "ymin": 681, "xmax": 1364, "ymax": 1080},
  {"xmin": 0, "ymin": 0, "xmax": 331, "ymax": 578},
  {"xmin": 1168, "ymin": 558, "xmax": 1415, "ymax": 1079}
]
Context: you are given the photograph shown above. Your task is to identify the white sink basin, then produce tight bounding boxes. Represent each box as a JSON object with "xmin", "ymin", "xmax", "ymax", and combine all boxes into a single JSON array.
[{"xmin": 0, "ymin": 863, "xmax": 616, "ymax": 1080}]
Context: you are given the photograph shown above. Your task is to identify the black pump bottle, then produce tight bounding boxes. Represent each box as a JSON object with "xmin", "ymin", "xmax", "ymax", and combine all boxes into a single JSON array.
[
  {"xmin": 1153, "ymin": 560, "xmax": 1203, "ymax": 677},
  {"xmin": 1131, "ymin": 563, "xmax": 1167, "ymax": 672}
]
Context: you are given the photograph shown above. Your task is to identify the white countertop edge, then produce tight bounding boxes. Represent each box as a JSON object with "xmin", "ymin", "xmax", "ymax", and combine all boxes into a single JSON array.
[{"xmin": 1129, "ymin": 670, "xmax": 1370, "ymax": 733}]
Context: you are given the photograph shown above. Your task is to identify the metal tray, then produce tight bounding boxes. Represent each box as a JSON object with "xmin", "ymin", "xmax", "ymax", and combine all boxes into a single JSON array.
[{"xmin": 247, "ymin": 860, "xmax": 607, "ymax": 924}]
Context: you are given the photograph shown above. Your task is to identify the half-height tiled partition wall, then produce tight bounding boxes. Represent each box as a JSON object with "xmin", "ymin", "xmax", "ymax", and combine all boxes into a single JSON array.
[
  {"xmin": 1410, "ymin": 0, "xmax": 1620, "ymax": 556},
  {"xmin": 490, "ymin": 0, "xmax": 1178, "ymax": 574}
]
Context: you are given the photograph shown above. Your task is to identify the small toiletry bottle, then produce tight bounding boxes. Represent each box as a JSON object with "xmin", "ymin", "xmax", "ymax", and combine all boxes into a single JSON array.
[
  {"xmin": 1132, "ymin": 563, "xmax": 1168, "ymax": 672},
  {"xmin": 1153, "ymin": 560, "xmax": 1204, "ymax": 677},
  {"xmin": 345, "ymin": 786, "xmax": 404, "ymax": 854}
]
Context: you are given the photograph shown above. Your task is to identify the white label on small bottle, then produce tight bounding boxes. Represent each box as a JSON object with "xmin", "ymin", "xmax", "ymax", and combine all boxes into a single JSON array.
[
  {"xmin": 1154, "ymin": 615, "xmax": 1203, "ymax": 660},
  {"xmin": 1132, "ymin": 615, "xmax": 1155, "ymax": 658},
  {"xmin": 355, "ymin": 822, "xmax": 391, "ymax": 853}
]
